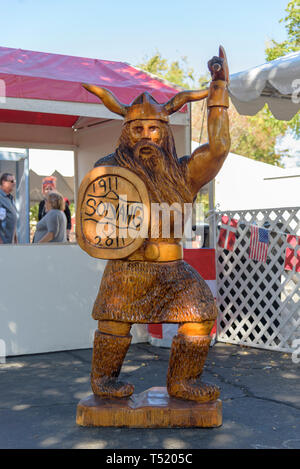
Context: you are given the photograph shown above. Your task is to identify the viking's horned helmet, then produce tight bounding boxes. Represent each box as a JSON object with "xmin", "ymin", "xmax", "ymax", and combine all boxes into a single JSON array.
[{"xmin": 82, "ymin": 84, "xmax": 208, "ymax": 123}]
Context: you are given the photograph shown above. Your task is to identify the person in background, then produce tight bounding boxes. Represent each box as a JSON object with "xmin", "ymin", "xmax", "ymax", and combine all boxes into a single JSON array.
[
  {"xmin": 0, "ymin": 172, "xmax": 18, "ymax": 244},
  {"xmin": 38, "ymin": 176, "xmax": 57, "ymax": 220},
  {"xmin": 33, "ymin": 191, "xmax": 66, "ymax": 243},
  {"xmin": 63, "ymin": 197, "xmax": 72, "ymax": 241},
  {"xmin": 39, "ymin": 176, "xmax": 71, "ymax": 241}
]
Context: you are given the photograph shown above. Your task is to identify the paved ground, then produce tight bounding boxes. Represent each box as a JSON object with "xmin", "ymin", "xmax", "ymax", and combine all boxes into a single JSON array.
[{"xmin": 0, "ymin": 342, "xmax": 299, "ymax": 449}]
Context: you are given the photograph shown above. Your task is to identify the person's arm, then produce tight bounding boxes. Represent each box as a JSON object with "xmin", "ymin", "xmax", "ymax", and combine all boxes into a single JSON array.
[
  {"xmin": 38, "ymin": 210, "xmax": 58, "ymax": 243},
  {"xmin": 0, "ymin": 206, "xmax": 5, "ymax": 244},
  {"xmin": 186, "ymin": 46, "xmax": 230, "ymax": 198},
  {"xmin": 38, "ymin": 231, "xmax": 54, "ymax": 243}
]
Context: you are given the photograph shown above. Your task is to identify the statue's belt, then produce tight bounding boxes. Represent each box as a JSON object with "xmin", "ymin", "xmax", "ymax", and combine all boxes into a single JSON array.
[{"xmin": 127, "ymin": 242, "xmax": 183, "ymax": 262}]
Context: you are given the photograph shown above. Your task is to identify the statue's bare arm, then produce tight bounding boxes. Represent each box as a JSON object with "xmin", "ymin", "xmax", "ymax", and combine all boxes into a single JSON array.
[{"xmin": 186, "ymin": 47, "xmax": 231, "ymax": 198}]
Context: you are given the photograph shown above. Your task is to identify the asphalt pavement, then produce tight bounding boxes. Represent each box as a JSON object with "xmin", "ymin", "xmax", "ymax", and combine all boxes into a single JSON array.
[{"xmin": 0, "ymin": 341, "xmax": 299, "ymax": 450}]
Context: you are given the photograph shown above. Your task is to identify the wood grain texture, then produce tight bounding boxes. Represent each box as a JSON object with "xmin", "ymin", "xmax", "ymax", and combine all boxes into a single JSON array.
[
  {"xmin": 75, "ymin": 47, "xmax": 231, "ymax": 421},
  {"xmin": 167, "ymin": 334, "xmax": 220, "ymax": 402},
  {"xmin": 91, "ymin": 329, "xmax": 134, "ymax": 398},
  {"xmin": 76, "ymin": 166, "xmax": 150, "ymax": 259},
  {"xmin": 92, "ymin": 260, "xmax": 217, "ymax": 323},
  {"xmin": 76, "ymin": 387, "xmax": 222, "ymax": 428}
]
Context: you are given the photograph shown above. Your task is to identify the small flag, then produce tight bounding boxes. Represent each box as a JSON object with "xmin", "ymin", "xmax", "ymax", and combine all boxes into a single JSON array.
[
  {"xmin": 284, "ymin": 235, "xmax": 300, "ymax": 273},
  {"xmin": 249, "ymin": 225, "xmax": 269, "ymax": 262},
  {"xmin": 218, "ymin": 215, "xmax": 238, "ymax": 251}
]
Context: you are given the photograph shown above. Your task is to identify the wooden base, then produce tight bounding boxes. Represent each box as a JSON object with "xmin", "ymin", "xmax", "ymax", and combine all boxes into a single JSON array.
[{"xmin": 76, "ymin": 387, "xmax": 222, "ymax": 428}]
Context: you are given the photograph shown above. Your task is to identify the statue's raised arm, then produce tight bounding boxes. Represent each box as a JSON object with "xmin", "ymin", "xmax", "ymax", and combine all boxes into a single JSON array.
[{"xmin": 186, "ymin": 46, "xmax": 230, "ymax": 198}]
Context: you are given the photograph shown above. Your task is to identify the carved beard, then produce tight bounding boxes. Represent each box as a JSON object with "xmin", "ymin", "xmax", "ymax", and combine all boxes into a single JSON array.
[{"xmin": 115, "ymin": 124, "xmax": 193, "ymax": 206}]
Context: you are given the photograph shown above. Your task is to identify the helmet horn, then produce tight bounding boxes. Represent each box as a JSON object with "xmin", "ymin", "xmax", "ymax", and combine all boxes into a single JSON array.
[
  {"xmin": 82, "ymin": 84, "xmax": 128, "ymax": 117},
  {"xmin": 82, "ymin": 84, "xmax": 209, "ymax": 121},
  {"xmin": 164, "ymin": 89, "xmax": 209, "ymax": 115}
]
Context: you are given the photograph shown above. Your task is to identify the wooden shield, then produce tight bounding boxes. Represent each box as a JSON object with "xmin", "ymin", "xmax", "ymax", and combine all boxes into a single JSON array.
[{"xmin": 76, "ymin": 166, "xmax": 150, "ymax": 259}]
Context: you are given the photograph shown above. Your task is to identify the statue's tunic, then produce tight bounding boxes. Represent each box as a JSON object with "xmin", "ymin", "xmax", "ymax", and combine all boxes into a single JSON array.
[
  {"xmin": 92, "ymin": 259, "xmax": 217, "ymax": 323},
  {"xmin": 92, "ymin": 153, "xmax": 217, "ymax": 324}
]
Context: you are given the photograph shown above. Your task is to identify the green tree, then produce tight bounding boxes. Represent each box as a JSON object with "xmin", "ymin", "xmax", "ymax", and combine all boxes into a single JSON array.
[
  {"xmin": 137, "ymin": 51, "xmax": 207, "ymax": 89},
  {"xmin": 29, "ymin": 202, "xmax": 39, "ymax": 224},
  {"xmin": 228, "ymin": 105, "xmax": 288, "ymax": 166},
  {"xmin": 193, "ymin": 99, "xmax": 289, "ymax": 167},
  {"xmin": 265, "ymin": 0, "xmax": 299, "ymax": 61},
  {"xmin": 138, "ymin": 2, "xmax": 299, "ymax": 168},
  {"xmin": 265, "ymin": 0, "xmax": 300, "ymax": 137},
  {"xmin": 195, "ymin": 0, "xmax": 300, "ymax": 166},
  {"xmin": 223, "ymin": 0, "xmax": 300, "ymax": 165},
  {"xmin": 139, "ymin": 50, "xmax": 290, "ymax": 166},
  {"xmin": 29, "ymin": 202, "xmax": 39, "ymax": 242},
  {"xmin": 69, "ymin": 202, "xmax": 75, "ymax": 217}
]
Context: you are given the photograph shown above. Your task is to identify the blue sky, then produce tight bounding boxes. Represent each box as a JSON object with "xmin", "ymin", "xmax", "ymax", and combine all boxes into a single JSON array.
[
  {"xmin": 1, "ymin": 0, "xmax": 297, "ymax": 174},
  {"xmin": 0, "ymin": 0, "xmax": 289, "ymax": 78}
]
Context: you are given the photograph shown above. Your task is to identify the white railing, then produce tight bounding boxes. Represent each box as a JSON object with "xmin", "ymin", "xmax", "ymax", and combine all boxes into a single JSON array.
[{"xmin": 215, "ymin": 207, "xmax": 300, "ymax": 353}]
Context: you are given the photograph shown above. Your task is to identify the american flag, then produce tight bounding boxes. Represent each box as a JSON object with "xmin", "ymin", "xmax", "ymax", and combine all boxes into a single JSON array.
[{"xmin": 249, "ymin": 225, "xmax": 269, "ymax": 262}]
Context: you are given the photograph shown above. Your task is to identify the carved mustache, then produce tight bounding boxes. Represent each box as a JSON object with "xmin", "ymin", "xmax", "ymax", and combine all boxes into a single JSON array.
[{"xmin": 133, "ymin": 140, "xmax": 163, "ymax": 160}]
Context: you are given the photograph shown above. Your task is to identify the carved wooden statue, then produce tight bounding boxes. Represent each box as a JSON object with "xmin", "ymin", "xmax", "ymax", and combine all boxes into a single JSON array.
[{"xmin": 76, "ymin": 46, "xmax": 230, "ymax": 427}]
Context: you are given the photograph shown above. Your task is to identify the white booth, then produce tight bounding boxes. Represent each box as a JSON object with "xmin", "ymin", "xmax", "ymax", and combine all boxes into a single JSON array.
[{"xmin": 0, "ymin": 46, "xmax": 190, "ymax": 356}]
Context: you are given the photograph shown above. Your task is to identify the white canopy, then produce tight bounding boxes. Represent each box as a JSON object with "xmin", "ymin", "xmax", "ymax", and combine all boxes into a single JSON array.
[{"xmin": 229, "ymin": 51, "xmax": 300, "ymax": 121}]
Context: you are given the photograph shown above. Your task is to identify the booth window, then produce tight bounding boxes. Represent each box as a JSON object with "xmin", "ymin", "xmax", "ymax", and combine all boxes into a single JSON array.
[
  {"xmin": 0, "ymin": 148, "xmax": 75, "ymax": 244},
  {"xmin": 0, "ymin": 148, "xmax": 30, "ymax": 243}
]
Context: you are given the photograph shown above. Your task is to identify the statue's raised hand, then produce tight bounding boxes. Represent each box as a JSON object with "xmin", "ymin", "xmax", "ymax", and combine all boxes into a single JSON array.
[{"xmin": 207, "ymin": 46, "xmax": 229, "ymax": 83}]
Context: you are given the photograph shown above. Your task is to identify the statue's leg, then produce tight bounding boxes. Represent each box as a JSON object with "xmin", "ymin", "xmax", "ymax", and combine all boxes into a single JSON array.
[
  {"xmin": 91, "ymin": 320, "xmax": 134, "ymax": 398},
  {"xmin": 167, "ymin": 321, "xmax": 220, "ymax": 402}
]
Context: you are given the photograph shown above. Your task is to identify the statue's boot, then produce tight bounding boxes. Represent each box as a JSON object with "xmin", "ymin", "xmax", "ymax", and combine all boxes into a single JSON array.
[
  {"xmin": 91, "ymin": 326, "xmax": 134, "ymax": 398},
  {"xmin": 167, "ymin": 333, "xmax": 220, "ymax": 402}
]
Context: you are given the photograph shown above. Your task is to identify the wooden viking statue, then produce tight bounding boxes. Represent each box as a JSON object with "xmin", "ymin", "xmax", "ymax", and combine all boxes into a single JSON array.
[{"xmin": 79, "ymin": 46, "xmax": 230, "ymax": 403}]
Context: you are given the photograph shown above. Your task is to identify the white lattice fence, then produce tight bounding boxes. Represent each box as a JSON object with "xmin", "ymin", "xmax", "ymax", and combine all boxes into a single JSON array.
[{"xmin": 215, "ymin": 207, "xmax": 300, "ymax": 352}]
